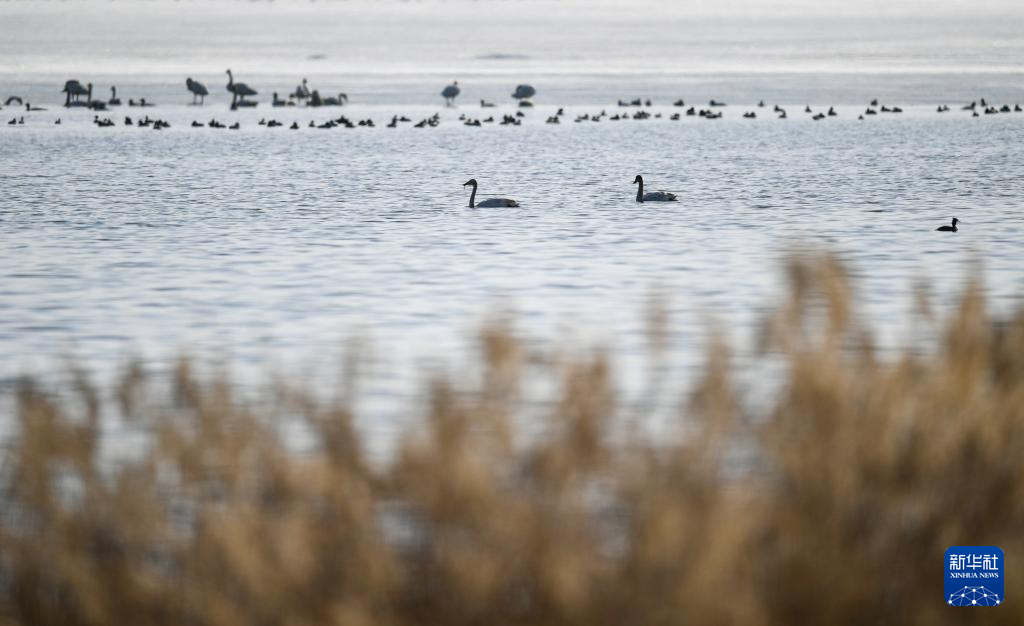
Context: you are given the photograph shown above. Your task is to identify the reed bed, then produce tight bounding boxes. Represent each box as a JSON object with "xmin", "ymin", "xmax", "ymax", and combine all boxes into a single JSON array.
[{"xmin": 2, "ymin": 254, "xmax": 1022, "ymax": 626}]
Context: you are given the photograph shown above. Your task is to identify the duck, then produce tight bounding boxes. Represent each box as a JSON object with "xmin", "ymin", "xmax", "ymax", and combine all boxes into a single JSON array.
[
  {"xmin": 463, "ymin": 179, "xmax": 519, "ymax": 208},
  {"xmin": 936, "ymin": 218, "xmax": 959, "ymax": 232},
  {"xmin": 633, "ymin": 175, "xmax": 677, "ymax": 203}
]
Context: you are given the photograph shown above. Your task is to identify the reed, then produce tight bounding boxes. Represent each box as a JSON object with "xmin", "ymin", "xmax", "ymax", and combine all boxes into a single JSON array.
[{"xmin": 2, "ymin": 253, "xmax": 1022, "ymax": 626}]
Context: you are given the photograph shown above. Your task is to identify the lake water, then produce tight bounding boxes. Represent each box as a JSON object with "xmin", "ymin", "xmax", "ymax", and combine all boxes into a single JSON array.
[{"xmin": 2, "ymin": 0, "xmax": 1023, "ymax": 438}]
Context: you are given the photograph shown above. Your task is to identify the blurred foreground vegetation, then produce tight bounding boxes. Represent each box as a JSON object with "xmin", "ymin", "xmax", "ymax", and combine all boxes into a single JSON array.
[{"xmin": 2, "ymin": 254, "xmax": 1023, "ymax": 626}]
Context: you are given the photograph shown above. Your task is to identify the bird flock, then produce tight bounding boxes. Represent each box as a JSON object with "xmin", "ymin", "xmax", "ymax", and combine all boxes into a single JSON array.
[
  {"xmin": 6, "ymin": 72, "xmax": 1022, "ymax": 130},
  {"xmin": 2, "ymin": 73, "xmax": 976, "ymax": 232}
]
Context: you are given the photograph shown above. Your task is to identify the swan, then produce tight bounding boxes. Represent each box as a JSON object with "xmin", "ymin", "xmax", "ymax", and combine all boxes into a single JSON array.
[
  {"xmin": 186, "ymin": 77, "xmax": 209, "ymax": 105},
  {"xmin": 442, "ymin": 81, "xmax": 460, "ymax": 106},
  {"xmin": 108, "ymin": 86, "xmax": 122, "ymax": 106},
  {"xmin": 936, "ymin": 218, "xmax": 959, "ymax": 232},
  {"xmin": 225, "ymin": 70, "xmax": 257, "ymax": 104},
  {"xmin": 292, "ymin": 78, "xmax": 310, "ymax": 101},
  {"xmin": 463, "ymin": 179, "xmax": 519, "ymax": 208},
  {"xmin": 4, "ymin": 96, "xmax": 23, "ymax": 106},
  {"xmin": 633, "ymin": 175, "xmax": 677, "ymax": 203},
  {"xmin": 322, "ymin": 92, "xmax": 348, "ymax": 106}
]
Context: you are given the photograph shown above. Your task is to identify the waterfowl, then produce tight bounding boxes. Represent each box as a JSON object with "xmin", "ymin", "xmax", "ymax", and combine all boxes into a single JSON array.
[
  {"xmin": 442, "ymin": 81, "xmax": 460, "ymax": 106},
  {"xmin": 25, "ymin": 103, "xmax": 45, "ymax": 111},
  {"xmin": 463, "ymin": 179, "xmax": 519, "ymax": 208},
  {"xmin": 512, "ymin": 84, "xmax": 536, "ymax": 104},
  {"xmin": 4, "ymin": 96, "xmax": 23, "ymax": 106},
  {"xmin": 481, "ymin": 99, "xmax": 496, "ymax": 108},
  {"xmin": 63, "ymin": 80, "xmax": 92, "ymax": 107},
  {"xmin": 186, "ymin": 77, "xmax": 209, "ymax": 105},
  {"xmin": 292, "ymin": 78, "xmax": 310, "ymax": 101},
  {"xmin": 225, "ymin": 69, "xmax": 257, "ymax": 105},
  {"xmin": 633, "ymin": 175, "xmax": 677, "ymax": 203},
  {"xmin": 108, "ymin": 86, "xmax": 122, "ymax": 106},
  {"xmin": 936, "ymin": 218, "xmax": 959, "ymax": 232},
  {"xmin": 322, "ymin": 93, "xmax": 348, "ymax": 106}
]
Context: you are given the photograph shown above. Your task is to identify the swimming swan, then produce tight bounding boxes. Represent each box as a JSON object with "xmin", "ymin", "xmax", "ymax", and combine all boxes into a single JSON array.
[
  {"xmin": 633, "ymin": 175, "xmax": 677, "ymax": 202},
  {"xmin": 463, "ymin": 179, "xmax": 519, "ymax": 208}
]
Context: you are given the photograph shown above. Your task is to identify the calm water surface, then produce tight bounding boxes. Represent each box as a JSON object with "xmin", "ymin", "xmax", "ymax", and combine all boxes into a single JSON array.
[{"xmin": 1, "ymin": 1, "xmax": 1023, "ymax": 439}]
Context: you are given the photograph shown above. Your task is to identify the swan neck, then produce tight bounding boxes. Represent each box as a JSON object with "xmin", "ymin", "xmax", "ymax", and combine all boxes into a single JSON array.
[
  {"xmin": 468, "ymin": 183, "xmax": 477, "ymax": 208},
  {"xmin": 636, "ymin": 179, "xmax": 643, "ymax": 202}
]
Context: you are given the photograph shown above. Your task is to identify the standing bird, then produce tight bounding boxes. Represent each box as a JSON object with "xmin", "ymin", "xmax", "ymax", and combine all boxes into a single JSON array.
[
  {"xmin": 441, "ymin": 81, "xmax": 460, "ymax": 106},
  {"xmin": 633, "ymin": 175, "xmax": 677, "ymax": 203},
  {"xmin": 936, "ymin": 218, "xmax": 960, "ymax": 232},
  {"xmin": 292, "ymin": 78, "xmax": 310, "ymax": 102},
  {"xmin": 186, "ymin": 78, "xmax": 209, "ymax": 105},
  {"xmin": 225, "ymin": 69, "xmax": 258, "ymax": 108},
  {"xmin": 463, "ymin": 179, "xmax": 519, "ymax": 208},
  {"xmin": 62, "ymin": 80, "xmax": 91, "ymax": 107}
]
